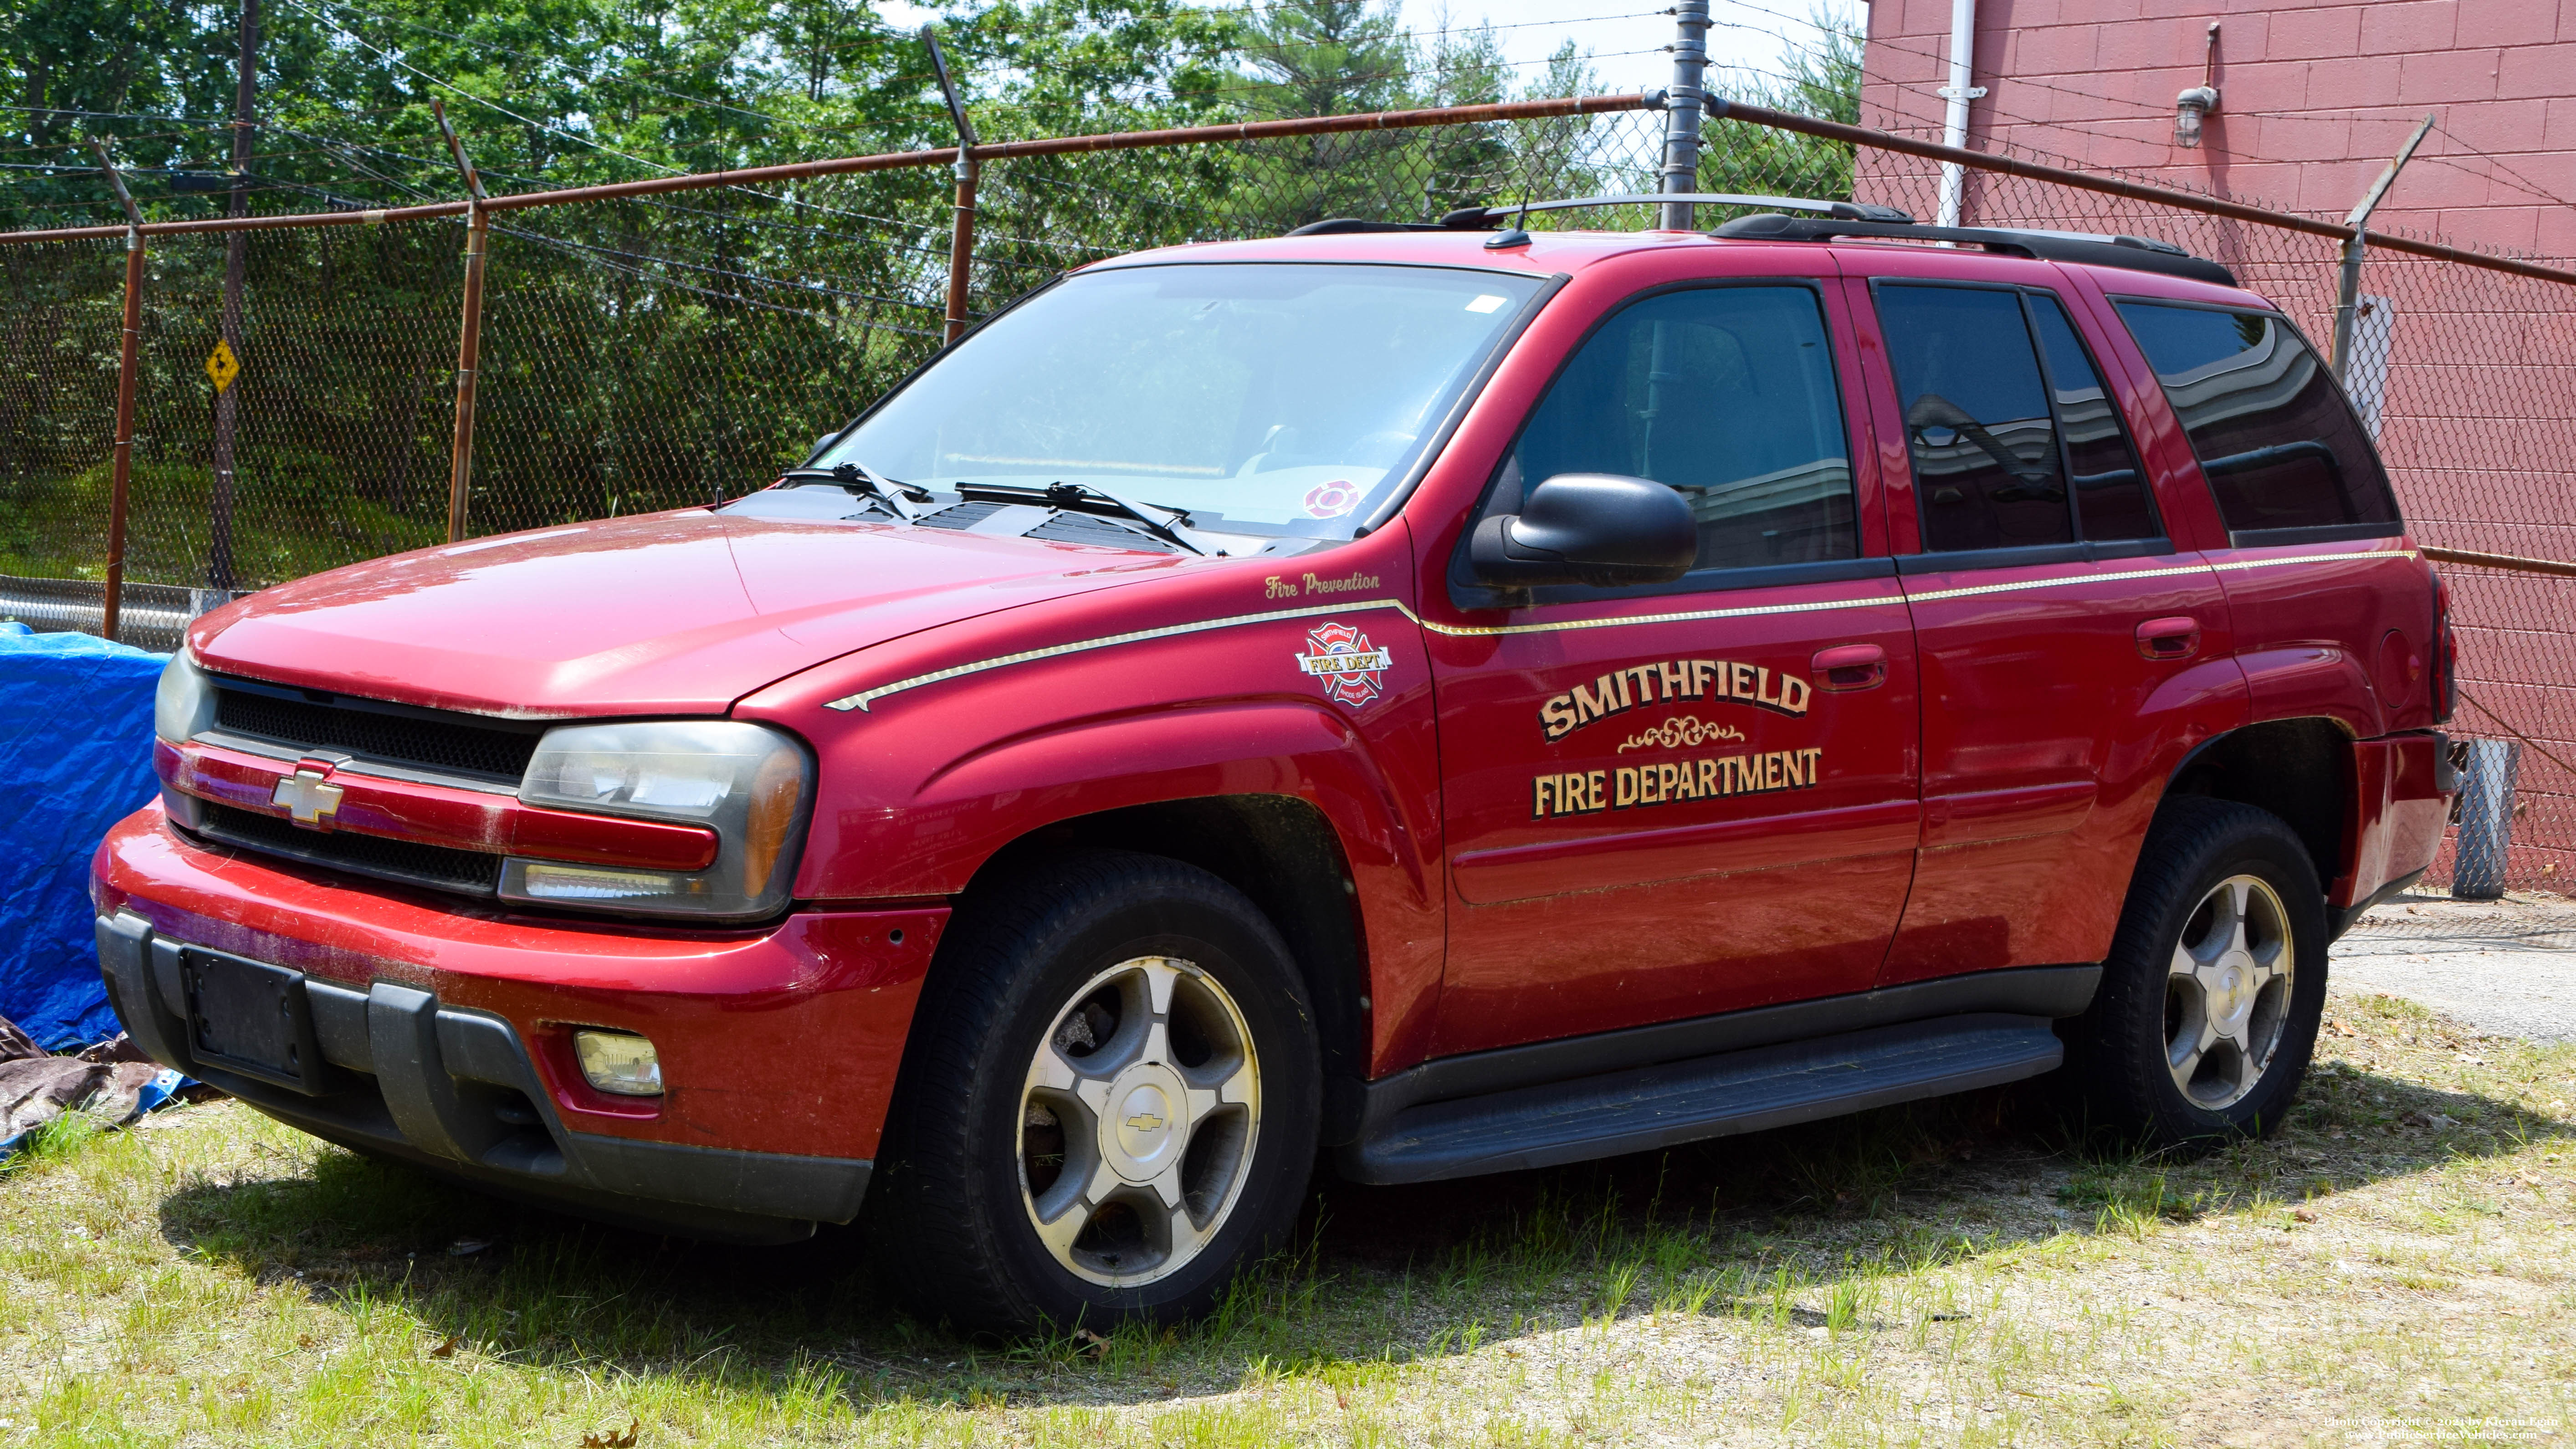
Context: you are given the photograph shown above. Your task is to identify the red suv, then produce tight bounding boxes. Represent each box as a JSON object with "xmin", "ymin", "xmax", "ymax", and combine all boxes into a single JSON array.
[{"xmin": 94, "ymin": 205, "xmax": 2456, "ymax": 1333}]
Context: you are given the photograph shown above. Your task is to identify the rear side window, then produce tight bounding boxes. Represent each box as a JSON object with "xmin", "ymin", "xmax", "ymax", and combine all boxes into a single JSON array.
[
  {"xmin": 1875, "ymin": 284, "xmax": 2157, "ymax": 553},
  {"xmin": 2113, "ymin": 300, "xmax": 2400, "ymax": 537},
  {"xmin": 1504, "ymin": 285, "xmax": 1857, "ymax": 573}
]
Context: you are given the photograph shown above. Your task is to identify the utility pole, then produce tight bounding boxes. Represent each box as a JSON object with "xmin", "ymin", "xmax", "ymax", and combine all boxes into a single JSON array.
[
  {"xmin": 433, "ymin": 99, "xmax": 489, "ymax": 543},
  {"xmin": 86, "ymin": 137, "xmax": 145, "ymax": 644},
  {"xmin": 209, "ymin": 0, "xmax": 258, "ymax": 593},
  {"xmin": 1657, "ymin": 0, "xmax": 1711, "ymax": 231},
  {"xmin": 2333, "ymin": 112, "xmax": 2436, "ymax": 387}
]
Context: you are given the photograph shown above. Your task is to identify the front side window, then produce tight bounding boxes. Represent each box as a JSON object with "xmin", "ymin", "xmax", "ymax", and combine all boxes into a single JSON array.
[
  {"xmin": 815, "ymin": 263, "xmax": 1545, "ymax": 537},
  {"xmin": 1498, "ymin": 285, "xmax": 1857, "ymax": 574},
  {"xmin": 2113, "ymin": 300, "xmax": 2399, "ymax": 536}
]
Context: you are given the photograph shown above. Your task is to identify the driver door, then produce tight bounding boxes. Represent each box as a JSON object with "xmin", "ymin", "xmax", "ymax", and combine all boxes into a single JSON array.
[{"xmin": 1427, "ymin": 277, "xmax": 1923, "ymax": 1057}]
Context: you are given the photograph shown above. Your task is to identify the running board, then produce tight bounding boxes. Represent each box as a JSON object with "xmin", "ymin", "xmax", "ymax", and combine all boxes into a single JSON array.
[{"xmin": 1337, "ymin": 1013, "xmax": 2063, "ymax": 1185}]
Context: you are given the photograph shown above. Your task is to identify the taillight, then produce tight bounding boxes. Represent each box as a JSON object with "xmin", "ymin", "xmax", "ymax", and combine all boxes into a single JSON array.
[{"xmin": 2430, "ymin": 568, "xmax": 2458, "ymax": 723}]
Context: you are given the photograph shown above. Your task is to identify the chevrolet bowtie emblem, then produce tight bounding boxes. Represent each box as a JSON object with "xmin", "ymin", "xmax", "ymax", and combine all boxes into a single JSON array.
[
  {"xmin": 1124, "ymin": 1112, "xmax": 1167, "ymax": 1133},
  {"xmin": 272, "ymin": 765, "xmax": 345, "ymax": 828}
]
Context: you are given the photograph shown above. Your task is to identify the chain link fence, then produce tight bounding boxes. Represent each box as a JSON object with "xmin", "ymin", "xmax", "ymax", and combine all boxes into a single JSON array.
[{"xmin": 1, "ymin": 96, "xmax": 2567, "ymax": 896}]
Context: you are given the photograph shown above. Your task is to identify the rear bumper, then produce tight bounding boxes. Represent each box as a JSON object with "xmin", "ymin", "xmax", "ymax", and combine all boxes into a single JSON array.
[{"xmin": 91, "ymin": 804, "xmax": 948, "ymax": 1240}]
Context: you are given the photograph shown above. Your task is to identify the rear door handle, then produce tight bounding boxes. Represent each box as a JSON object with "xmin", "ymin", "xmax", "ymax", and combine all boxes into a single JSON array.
[
  {"xmin": 2136, "ymin": 615, "xmax": 2202, "ymax": 660},
  {"xmin": 1812, "ymin": 642, "xmax": 1887, "ymax": 691}
]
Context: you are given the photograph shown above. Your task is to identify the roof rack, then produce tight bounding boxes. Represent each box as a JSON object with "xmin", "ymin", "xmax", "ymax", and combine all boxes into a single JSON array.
[
  {"xmin": 1445, "ymin": 194, "xmax": 1916, "ymax": 227},
  {"xmin": 1710, "ymin": 212, "xmax": 2239, "ymax": 287},
  {"xmin": 1277, "ymin": 196, "xmax": 2238, "ymax": 289},
  {"xmin": 1282, "ymin": 193, "xmax": 1913, "ymax": 238}
]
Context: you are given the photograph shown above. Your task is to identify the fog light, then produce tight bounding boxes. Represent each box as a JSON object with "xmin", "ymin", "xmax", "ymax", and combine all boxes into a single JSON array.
[{"xmin": 574, "ymin": 1030, "xmax": 663, "ymax": 1096}]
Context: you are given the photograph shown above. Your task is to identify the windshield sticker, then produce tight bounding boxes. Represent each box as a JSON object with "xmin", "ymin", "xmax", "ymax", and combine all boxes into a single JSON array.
[
  {"xmin": 1296, "ymin": 622, "xmax": 1393, "ymax": 708},
  {"xmin": 1303, "ymin": 480, "xmax": 1363, "ymax": 519},
  {"xmin": 1533, "ymin": 748, "xmax": 1823, "ymax": 818},
  {"xmin": 1616, "ymin": 717, "xmax": 1746, "ymax": 753},
  {"xmin": 1541, "ymin": 660, "xmax": 1812, "ymax": 742}
]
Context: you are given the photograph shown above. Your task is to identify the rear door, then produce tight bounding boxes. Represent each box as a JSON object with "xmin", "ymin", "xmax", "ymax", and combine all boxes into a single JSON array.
[
  {"xmin": 1427, "ymin": 270, "xmax": 1922, "ymax": 1056},
  {"xmin": 1847, "ymin": 256, "xmax": 2242, "ymax": 982}
]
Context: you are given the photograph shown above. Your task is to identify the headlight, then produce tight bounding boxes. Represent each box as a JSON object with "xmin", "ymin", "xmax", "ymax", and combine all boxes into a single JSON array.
[
  {"xmin": 502, "ymin": 721, "xmax": 813, "ymax": 920},
  {"xmin": 154, "ymin": 651, "xmax": 215, "ymax": 744}
]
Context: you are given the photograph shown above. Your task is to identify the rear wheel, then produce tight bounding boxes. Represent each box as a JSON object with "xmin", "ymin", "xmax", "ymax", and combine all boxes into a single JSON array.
[
  {"xmin": 2065, "ymin": 797, "xmax": 2329, "ymax": 1148},
  {"xmin": 866, "ymin": 851, "xmax": 1320, "ymax": 1335}
]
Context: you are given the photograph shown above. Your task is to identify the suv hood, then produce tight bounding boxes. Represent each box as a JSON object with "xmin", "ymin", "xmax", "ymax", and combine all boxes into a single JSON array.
[{"xmin": 189, "ymin": 510, "xmax": 1193, "ymax": 718}]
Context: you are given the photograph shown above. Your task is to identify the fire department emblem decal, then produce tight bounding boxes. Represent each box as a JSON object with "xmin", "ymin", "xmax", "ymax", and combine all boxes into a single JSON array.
[{"xmin": 1294, "ymin": 621, "xmax": 1393, "ymax": 707}]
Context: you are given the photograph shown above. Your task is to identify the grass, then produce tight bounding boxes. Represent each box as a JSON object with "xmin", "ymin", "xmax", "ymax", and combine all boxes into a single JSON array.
[
  {"xmin": 0, "ymin": 459, "xmax": 446, "ymax": 591},
  {"xmin": 3, "ymin": 987, "xmax": 2571, "ymax": 1447}
]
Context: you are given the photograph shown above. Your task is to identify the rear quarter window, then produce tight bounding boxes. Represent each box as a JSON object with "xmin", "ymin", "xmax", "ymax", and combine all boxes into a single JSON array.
[{"xmin": 2112, "ymin": 300, "xmax": 2400, "ymax": 538}]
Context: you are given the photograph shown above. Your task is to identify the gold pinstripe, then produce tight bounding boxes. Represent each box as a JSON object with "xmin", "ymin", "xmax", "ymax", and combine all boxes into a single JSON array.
[
  {"xmin": 823, "ymin": 546, "xmax": 2418, "ymax": 712},
  {"xmin": 825, "ymin": 598, "xmax": 1416, "ymax": 711}
]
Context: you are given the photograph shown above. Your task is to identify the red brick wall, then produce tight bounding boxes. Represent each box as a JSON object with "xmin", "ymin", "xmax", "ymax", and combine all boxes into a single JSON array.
[{"xmin": 1858, "ymin": 0, "xmax": 2576, "ymax": 258}]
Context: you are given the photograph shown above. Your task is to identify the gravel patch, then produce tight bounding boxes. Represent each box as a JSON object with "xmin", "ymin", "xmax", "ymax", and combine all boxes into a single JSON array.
[{"xmin": 2337, "ymin": 891, "xmax": 2576, "ymax": 1043}]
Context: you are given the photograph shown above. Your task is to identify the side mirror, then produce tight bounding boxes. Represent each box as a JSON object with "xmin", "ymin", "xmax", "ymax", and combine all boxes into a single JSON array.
[{"xmin": 1470, "ymin": 473, "xmax": 1698, "ymax": 589}]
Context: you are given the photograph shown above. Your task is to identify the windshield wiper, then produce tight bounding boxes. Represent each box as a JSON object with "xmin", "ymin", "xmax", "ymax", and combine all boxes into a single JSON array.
[
  {"xmin": 777, "ymin": 461, "xmax": 931, "ymax": 523},
  {"xmin": 958, "ymin": 480, "xmax": 1217, "ymax": 557}
]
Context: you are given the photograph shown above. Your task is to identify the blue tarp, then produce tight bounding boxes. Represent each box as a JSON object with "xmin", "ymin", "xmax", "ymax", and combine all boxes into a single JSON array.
[{"xmin": 0, "ymin": 624, "xmax": 167, "ymax": 1049}]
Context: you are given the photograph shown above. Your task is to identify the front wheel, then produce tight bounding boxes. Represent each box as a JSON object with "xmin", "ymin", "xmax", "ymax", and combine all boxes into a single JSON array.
[
  {"xmin": 865, "ymin": 851, "xmax": 1321, "ymax": 1335},
  {"xmin": 2064, "ymin": 797, "xmax": 2330, "ymax": 1148}
]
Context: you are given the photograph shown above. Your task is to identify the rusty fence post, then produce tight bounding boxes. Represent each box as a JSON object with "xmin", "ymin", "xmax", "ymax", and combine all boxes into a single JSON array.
[
  {"xmin": 434, "ymin": 100, "xmax": 490, "ymax": 543},
  {"xmin": 944, "ymin": 156, "xmax": 980, "ymax": 346},
  {"xmin": 86, "ymin": 138, "xmax": 146, "ymax": 643},
  {"xmin": 2331, "ymin": 113, "xmax": 2435, "ymax": 387},
  {"xmin": 924, "ymin": 26, "xmax": 980, "ymax": 345}
]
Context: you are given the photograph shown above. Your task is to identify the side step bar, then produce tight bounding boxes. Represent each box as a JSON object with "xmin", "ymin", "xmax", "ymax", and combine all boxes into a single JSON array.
[{"xmin": 1338, "ymin": 1012, "xmax": 2064, "ymax": 1185}]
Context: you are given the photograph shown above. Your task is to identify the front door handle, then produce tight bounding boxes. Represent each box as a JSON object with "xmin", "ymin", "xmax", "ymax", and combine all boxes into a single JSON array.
[
  {"xmin": 2136, "ymin": 615, "xmax": 2202, "ymax": 660},
  {"xmin": 1812, "ymin": 642, "xmax": 1887, "ymax": 691}
]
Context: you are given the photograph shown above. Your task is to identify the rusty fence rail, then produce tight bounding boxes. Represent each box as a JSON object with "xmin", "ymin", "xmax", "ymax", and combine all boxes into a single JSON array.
[{"xmin": 2, "ymin": 93, "xmax": 2571, "ymax": 893}]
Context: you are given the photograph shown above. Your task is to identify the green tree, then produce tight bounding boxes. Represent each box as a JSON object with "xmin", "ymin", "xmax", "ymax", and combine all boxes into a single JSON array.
[{"xmin": 1700, "ymin": 4, "xmax": 1862, "ymax": 202}]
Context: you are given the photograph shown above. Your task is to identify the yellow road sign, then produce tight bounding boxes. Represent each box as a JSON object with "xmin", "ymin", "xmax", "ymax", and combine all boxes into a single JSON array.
[{"xmin": 205, "ymin": 338, "xmax": 239, "ymax": 393}]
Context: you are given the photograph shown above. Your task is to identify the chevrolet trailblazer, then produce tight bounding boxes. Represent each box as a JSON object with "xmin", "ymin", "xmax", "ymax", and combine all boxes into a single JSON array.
[{"xmin": 95, "ymin": 199, "xmax": 2455, "ymax": 1334}]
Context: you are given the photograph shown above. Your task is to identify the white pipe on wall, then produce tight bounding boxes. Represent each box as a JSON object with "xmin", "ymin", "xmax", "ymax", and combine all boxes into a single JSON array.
[{"xmin": 1936, "ymin": 0, "xmax": 1981, "ymax": 228}]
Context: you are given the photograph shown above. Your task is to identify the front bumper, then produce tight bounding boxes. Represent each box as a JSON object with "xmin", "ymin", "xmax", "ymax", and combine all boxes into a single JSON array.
[{"xmin": 92, "ymin": 804, "xmax": 947, "ymax": 1242}]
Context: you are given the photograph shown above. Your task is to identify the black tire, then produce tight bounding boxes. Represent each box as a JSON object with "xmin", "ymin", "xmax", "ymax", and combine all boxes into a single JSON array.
[
  {"xmin": 865, "ymin": 850, "xmax": 1321, "ymax": 1336},
  {"xmin": 2063, "ymin": 796, "xmax": 2330, "ymax": 1149}
]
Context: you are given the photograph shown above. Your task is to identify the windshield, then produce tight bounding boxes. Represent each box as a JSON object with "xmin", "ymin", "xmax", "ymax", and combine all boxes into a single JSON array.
[{"xmin": 813, "ymin": 263, "xmax": 1545, "ymax": 537}]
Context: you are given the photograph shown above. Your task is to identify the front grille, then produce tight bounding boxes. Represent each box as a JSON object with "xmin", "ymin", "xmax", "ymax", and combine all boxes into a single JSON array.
[
  {"xmin": 195, "ymin": 803, "xmax": 502, "ymax": 896},
  {"xmin": 214, "ymin": 687, "xmax": 542, "ymax": 781}
]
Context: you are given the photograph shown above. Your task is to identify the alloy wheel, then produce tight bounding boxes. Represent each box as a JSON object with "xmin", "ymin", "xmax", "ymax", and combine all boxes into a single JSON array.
[
  {"xmin": 1017, "ymin": 956, "xmax": 1261, "ymax": 1286},
  {"xmin": 2164, "ymin": 873, "xmax": 2295, "ymax": 1110}
]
